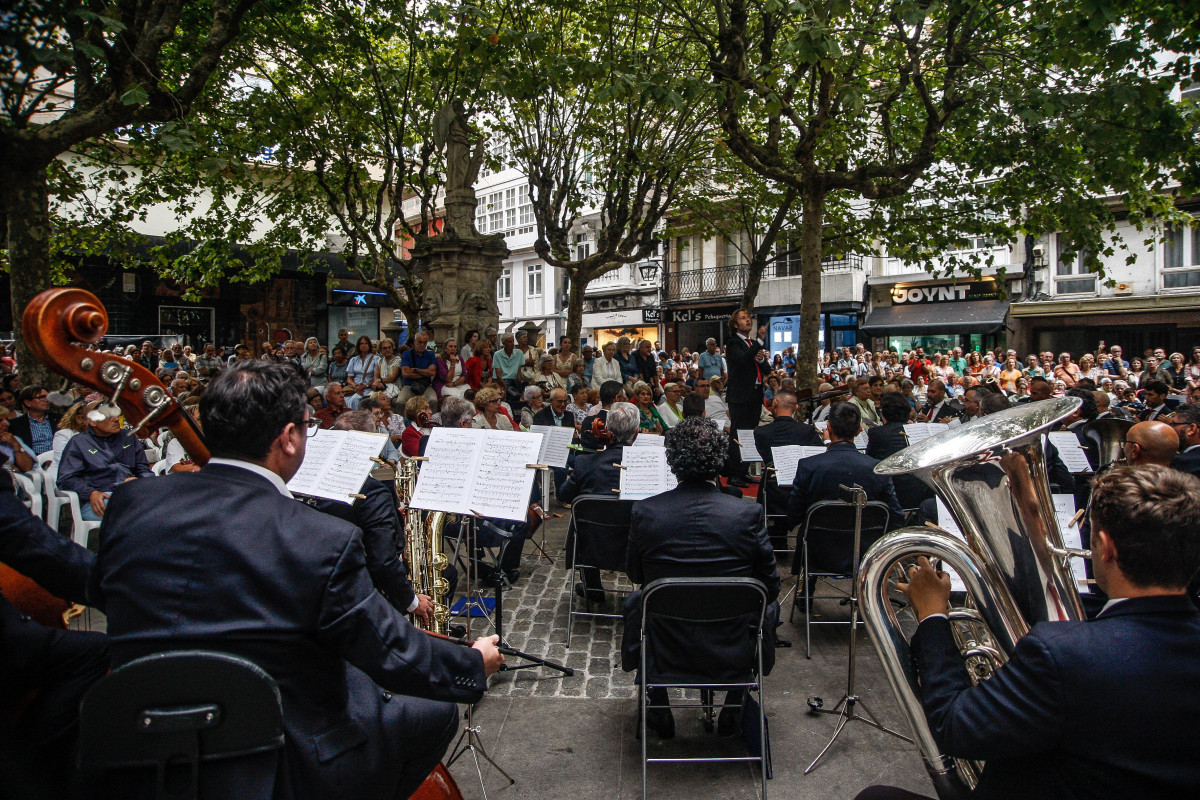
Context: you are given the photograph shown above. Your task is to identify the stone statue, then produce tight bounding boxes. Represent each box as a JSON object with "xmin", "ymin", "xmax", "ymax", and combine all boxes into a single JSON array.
[{"xmin": 433, "ymin": 100, "xmax": 484, "ymax": 238}]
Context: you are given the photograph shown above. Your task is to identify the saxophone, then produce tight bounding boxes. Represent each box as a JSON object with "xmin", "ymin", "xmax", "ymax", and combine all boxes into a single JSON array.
[{"xmin": 396, "ymin": 456, "xmax": 450, "ymax": 633}]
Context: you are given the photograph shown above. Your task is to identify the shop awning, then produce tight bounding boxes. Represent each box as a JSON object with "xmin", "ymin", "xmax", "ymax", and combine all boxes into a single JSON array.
[{"xmin": 859, "ymin": 300, "xmax": 1010, "ymax": 335}]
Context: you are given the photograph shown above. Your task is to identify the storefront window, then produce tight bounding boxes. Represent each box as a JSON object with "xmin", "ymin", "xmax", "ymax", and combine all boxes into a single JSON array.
[{"xmin": 593, "ymin": 326, "xmax": 658, "ymax": 349}]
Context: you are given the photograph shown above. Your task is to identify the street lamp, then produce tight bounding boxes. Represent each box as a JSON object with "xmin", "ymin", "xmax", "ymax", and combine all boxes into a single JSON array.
[{"xmin": 638, "ymin": 257, "xmax": 661, "ymax": 282}]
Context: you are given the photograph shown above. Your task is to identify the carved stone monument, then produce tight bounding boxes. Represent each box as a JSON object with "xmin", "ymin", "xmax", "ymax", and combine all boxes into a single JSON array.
[{"xmin": 415, "ymin": 101, "xmax": 509, "ymax": 347}]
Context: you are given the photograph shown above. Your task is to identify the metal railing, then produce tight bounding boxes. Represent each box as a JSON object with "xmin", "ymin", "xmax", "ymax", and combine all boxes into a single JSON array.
[{"xmin": 663, "ymin": 264, "xmax": 748, "ymax": 303}]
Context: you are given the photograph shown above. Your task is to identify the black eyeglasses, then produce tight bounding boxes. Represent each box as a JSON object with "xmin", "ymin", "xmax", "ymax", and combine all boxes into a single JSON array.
[{"xmin": 303, "ymin": 418, "xmax": 321, "ymax": 437}]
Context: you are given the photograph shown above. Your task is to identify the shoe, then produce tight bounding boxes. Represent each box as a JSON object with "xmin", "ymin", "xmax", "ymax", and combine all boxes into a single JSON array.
[
  {"xmin": 642, "ymin": 707, "xmax": 675, "ymax": 740},
  {"xmin": 745, "ymin": 475, "xmax": 761, "ymax": 484},
  {"xmin": 574, "ymin": 582, "xmax": 608, "ymax": 604},
  {"xmin": 503, "ymin": 569, "xmax": 520, "ymax": 584},
  {"xmin": 728, "ymin": 476, "xmax": 750, "ymax": 488},
  {"xmin": 774, "ymin": 636, "xmax": 793, "ymax": 648},
  {"xmin": 717, "ymin": 705, "xmax": 742, "ymax": 737}
]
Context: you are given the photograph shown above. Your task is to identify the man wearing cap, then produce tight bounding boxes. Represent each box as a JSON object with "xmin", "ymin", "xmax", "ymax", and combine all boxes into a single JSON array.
[{"xmin": 56, "ymin": 401, "xmax": 153, "ymax": 521}]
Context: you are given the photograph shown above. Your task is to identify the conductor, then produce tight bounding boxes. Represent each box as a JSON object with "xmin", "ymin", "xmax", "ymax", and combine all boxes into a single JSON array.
[{"xmin": 88, "ymin": 361, "xmax": 503, "ymax": 800}]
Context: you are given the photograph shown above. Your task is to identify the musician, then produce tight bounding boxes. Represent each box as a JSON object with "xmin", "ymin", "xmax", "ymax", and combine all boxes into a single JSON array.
[
  {"xmin": 622, "ymin": 417, "xmax": 780, "ymax": 739},
  {"xmin": 916, "ymin": 379, "xmax": 960, "ymax": 424},
  {"xmin": 311, "ymin": 411, "xmax": 454, "ymax": 622},
  {"xmin": 723, "ymin": 310, "xmax": 768, "ymax": 487},
  {"xmin": 753, "ymin": 389, "xmax": 822, "ymax": 546},
  {"xmin": 868, "ymin": 392, "xmax": 934, "ymax": 510},
  {"xmin": 88, "ymin": 361, "xmax": 502, "ymax": 800},
  {"xmin": 56, "ymin": 400, "xmax": 153, "ymax": 521},
  {"xmin": 1140, "ymin": 379, "xmax": 1172, "ymax": 420},
  {"xmin": 559, "ymin": 402, "xmax": 640, "ymax": 603},
  {"xmin": 858, "ymin": 465, "xmax": 1200, "ymax": 800},
  {"xmin": 1060, "ymin": 388, "xmax": 1102, "ymax": 471},
  {"xmin": 787, "ymin": 402, "xmax": 904, "ymax": 572},
  {"xmin": 579, "ymin": 380, "xmax": 626, "ymax": 451},
  {"xmin": 1169, "ymin": 403, "xmax": 1200, "ymax": 477},
  {"xmin": 0, "ymin": 466, "xmax": 108, "ymax": 799}
]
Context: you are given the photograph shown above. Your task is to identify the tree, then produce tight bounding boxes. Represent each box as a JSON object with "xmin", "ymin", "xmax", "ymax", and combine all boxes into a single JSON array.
[
  {"xmin": 670, "ymin": 0, "xmax": 1195, "ymax": 390},
  {"xmin": 491, "ymin": 0, "xmax": 714, "ymax": 349},
  {"xmin": 0, "ymin": 0, "xmax": 267, "ymax": 384}
]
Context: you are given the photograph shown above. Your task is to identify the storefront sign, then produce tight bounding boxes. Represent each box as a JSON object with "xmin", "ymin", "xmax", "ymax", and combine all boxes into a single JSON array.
[
  {"xmin": 582, "ymin": 309, "xmax": 645, "ymax": 328},
  {"xmin": 331, "ymin": 289, "xmax": 390, "ymax": 307},
  {"xmin": 642, "ymin": 308, "xmax": 661, "ymax": 323},
  {"xmin": 890, "ymin": 281, "xmax": 999, "ymax": 305},
  {"xmin": 666, "ymin": 307, "xmax": 736, "ymax": 323}
]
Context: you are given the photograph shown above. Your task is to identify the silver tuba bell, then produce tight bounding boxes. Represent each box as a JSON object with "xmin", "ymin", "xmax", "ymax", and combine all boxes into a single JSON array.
[{"xmin": 858, "ymin": 396, "xmax": 1088, "ymax": 800}]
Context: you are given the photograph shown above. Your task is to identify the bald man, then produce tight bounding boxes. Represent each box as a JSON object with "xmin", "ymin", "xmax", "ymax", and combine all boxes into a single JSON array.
[{"xmin": 1093, "ymin": 390, "xmax": 1111, "ymax": 418}]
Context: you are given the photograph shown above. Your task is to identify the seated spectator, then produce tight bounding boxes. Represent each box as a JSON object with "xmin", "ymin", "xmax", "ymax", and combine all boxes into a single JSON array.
[
  {"xmin": 159, "ymin": 398, "xmax": 203, "ymax": 472},
  {"xmin": 464, "ymin": 338, "xmax": 493, "ymax": 392},
  {"xmin": 52, "ymin": 401, "xmax": 89, "ymax": 464},
  {"xmin": 472, "ymin": 386, "xmax": 516, "ymax": 431},
  {"xmin": 401, "ymin": 396, "xmax": 433, "ymax": 457},
  {"xmin": 315, "ymin": 382, "xmax": 349, "ymax": 429},
  {"xmin": 11, "ymin": 386, "xmax": 59, "ymax": 456},
  {"xmin": 57, "ymin": 400, "xmax": 152, "ymax": 520},
  {"xmin": 519, "ymin": 385, "xmax": 546, "ymax": 430},
  {"xmin": 0, "ymin": 406, "xmax": 36, "ymax": 475},
  {"xmin": 361, "ymin": 391, "xmax": 406, "ymax": 446},
  {"xmin": 632, "ymin": 381, "xmax": 666, "ymax": 433},
  {"xmin": 566, "ymin": 385, "xmax": 592, "ymax": 426}
]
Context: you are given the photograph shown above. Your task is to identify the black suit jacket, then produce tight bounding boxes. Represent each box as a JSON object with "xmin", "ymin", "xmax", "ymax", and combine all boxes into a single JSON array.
[
  {"xmin": 920, "ymin": 400, "xmax": 961, "ymax": 424},
  {"xmin": 1171, "ymin": 447, "xmax": 1200, "ymax": 478},
  {"xmin": 724, "ymin": 334, "xmax": 764, "ymax": 406},
  {"xmin": 559, "ymin": 445, "xmax": 624, "ymax": 567},
  {"xmin": 8, "ymin": 412, "xmax": 60, "ymax": 455},
  {"xmin": 753, "ymin": 417, "xmax": 822, "ymax": 517},
  {"xmin": 623, "ymin": 481, "xmax": 780, "ymax": 679},
  {"xmin": 311, "ymin": 477, "xmax": 414, "ymax": 614},
  {"xmin": 531, "ymin": 406, "xmax": 572, "ymax": 428},
  {"xmin": 90, "ymin": 464, "xmax": 487, "ymax": 800},
  {"xmin": 867, "ymin": 422, "xmax": 933, "ymax": 509},
  {"xmin": 913, "ymin": 595, "xmax": 1200, "ymax": 799}
]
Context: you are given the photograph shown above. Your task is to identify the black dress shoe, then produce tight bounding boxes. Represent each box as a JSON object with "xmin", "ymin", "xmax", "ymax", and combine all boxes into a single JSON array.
[
  {"xmin": 504, "ymin": 569, "xmax": 520, "ymax": 584},
  {"xmin": 717, "ymin": 705, "xmax": 742, "ymax": 737},
  {"xmin": 728, "ymin": 476, "xmax": 750, "ymax": 488},
  {"xmin": 574, "ymin": 582, "xmax": 608, "ymax": 603},
  {"xmin": 637, "ymin": 707, "xmax": 675, "ymax": 740}
]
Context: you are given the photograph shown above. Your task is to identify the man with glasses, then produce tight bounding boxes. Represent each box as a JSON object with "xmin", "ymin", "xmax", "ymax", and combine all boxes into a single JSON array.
[
  {"xmin": 1169, "ymin": 403, "xmax": 1200, "ymax": 478},
  {"xmin": 656, "ymin": 382, "xmax": 684, "ymax": 427},
  {"xmin": 10, "ymin": 386, "xmax": 58, "ymax": 455},
  {"xmin": 89, "ymin": 361, "xmax": 502, "ymax": 799}
]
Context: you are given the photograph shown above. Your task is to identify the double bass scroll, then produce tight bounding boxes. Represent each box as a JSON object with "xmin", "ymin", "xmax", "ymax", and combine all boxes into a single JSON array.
[{"xmin": 22, "ymin": 288, "xmax": 208, "ymax": 466}]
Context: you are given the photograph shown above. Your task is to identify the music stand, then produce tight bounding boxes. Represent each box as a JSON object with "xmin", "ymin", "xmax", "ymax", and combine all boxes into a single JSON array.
[{"xmin": 804, "ymin": 483, "xmax": 911, "ymax": 774}]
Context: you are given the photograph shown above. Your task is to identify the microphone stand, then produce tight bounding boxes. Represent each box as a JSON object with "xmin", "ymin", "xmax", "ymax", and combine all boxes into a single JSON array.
[{"xmin": 804, "ymin": 484, "xmax": 910, "ymax": 774}]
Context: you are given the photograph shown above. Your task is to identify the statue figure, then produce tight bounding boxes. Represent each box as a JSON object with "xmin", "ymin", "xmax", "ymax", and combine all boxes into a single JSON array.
[{"xmin": 433, "ymin": 100, "xmax": 484, "ymax": 238}]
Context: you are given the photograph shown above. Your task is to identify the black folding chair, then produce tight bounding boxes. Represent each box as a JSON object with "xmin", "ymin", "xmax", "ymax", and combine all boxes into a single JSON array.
[
  {"xmin": 565, "ymin": 494, "xmax": 635, "ymax": 641},
  {"xmin": 79, "ymin": 650, "xmax": 285, "ymax": 800},
  {"xmin": 640, "ymin": 576, "xmax": 769, "ymax": 800},
  {"xmin": 788, "ymin": 500, "xmax": 891, "ymax": 657}
]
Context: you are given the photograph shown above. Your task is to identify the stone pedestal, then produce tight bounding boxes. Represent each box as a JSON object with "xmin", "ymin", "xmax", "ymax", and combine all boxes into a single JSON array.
[{"xmin": 411, "ymin": 233, "xmax": 509, "ymax": 347}]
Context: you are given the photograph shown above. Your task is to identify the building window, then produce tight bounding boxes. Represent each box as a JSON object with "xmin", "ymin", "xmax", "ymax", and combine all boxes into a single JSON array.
[
  {"xmin": 498, "ymin": 267, "xmax": 511, "ymax": 300},
  {"xmin": 675, "ymin": 234, "xmax": 702, "ymax": 271},
  {"xmin": 1163, "ymin": 221, "xmax": 1200, "ymax": 289},
  {"xmin": 574, "ymin": 232, "xmax": 592, "ymax": 262},
  {"xmin": 1053, "ymin": 233, "xmax": 1097, "ymax": 295},
  {"xmin": 519, "ymin": 185, "xmax": 534, "ymax": 230},
  {"xmin": 775, "ymin": 233, "xmax": 802, "ymax": 278},
  {"xmin": 527, "ymin": 263, "xmax": 542, "ymax": 298},
  {"xmin": 724, "ymin": 231, "xmax": 750, "ymax": 267}
]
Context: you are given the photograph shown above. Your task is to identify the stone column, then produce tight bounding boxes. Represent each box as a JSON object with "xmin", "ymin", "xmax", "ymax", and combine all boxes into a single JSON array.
[{"xmin": 412, "ymin": 233, "xmax": 509, "ymax": 348}]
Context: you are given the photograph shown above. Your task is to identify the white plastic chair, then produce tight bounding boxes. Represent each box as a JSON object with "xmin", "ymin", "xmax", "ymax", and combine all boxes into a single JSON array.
[
  {"xmin": 12, "ymin": 471, "xmax": 43, "ymax": 520},
  {"xmin": 62, "ymin": 489, "xmax": 102, "ymax": 549},
  {"xmin": 38, "ymin": 452, "xmax": 70, "ymax": 532},
  {"xmin": 151, "ymin": 460, "xmax": 168, "ymax": 476}
]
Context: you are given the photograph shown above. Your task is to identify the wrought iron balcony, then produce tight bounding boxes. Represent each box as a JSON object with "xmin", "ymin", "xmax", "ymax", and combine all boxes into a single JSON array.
[{"xmin": 663, "ymin": 264, "xmax": 748, "ymax": 303}]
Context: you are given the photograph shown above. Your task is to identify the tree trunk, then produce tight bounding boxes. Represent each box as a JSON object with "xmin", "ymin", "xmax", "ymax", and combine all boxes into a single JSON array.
[
  {"xmin": 564, "ymin": 268, "xmax": 590, "ymax": 354},
  {"xmin": 5, "ymin": 165, "xmax": 55, "ymax": 387},
  {"xmin": 740, "ymin": 256, "xmax": 767, "ymax": 312},
  {"xmin": 795, "ymin": 186, "xmax": 826, "ymax": 394}
]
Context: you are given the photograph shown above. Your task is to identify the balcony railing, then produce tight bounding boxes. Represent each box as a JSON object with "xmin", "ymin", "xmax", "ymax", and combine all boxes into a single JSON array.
[
  {"xmin": 664, "ymin": 264, "xmax": 748, "ymax": 303},
  {"xmin": 772, "ymin": 253, "xmax": 864, "ymax": 278}
]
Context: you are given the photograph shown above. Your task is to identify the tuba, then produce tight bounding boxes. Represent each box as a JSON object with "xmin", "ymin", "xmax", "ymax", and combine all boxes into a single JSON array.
[
  {"xmin": 1083, "ymin": 416, "xmax": 1135, "ymax": 473},
  {"xmin": 858, "ymin": 397, "xmax": 1089, "ymax": 800},
  {"xmin": 396, "ymin": 457, "xmax": 450, "ymax": 634}
]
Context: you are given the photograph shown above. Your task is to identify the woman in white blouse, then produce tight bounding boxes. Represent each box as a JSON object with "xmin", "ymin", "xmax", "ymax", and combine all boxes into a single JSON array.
[{"xmin": 590, "ymin": 341, "xmax": 623, "ymax": 389}]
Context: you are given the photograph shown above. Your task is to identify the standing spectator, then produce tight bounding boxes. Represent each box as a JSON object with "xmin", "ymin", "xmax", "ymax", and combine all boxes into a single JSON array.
[
  {"xmin": 1184, "ymin": 346, "xmax": 1200, "ymax": 392},
  {"xmin": 1078, "ymin": 353, "xmax": 1102, "ymax": 384},
  {"xmin": 1167, "ymin": 352, "xmax": 1188, "ymax": 392},
  {"xmin": 301, "ymin": 337, "xmax": 328, "ymax": 388},
  {"xmin": 1102, "ymin": 344, "xmax": 1129, "ymax": 377},
  {"xmin": 193, "ymin": 343, "xmax": 224, "ymax": 383},
  {"xmin": 848, "ymin": 377, "xmax": 881, "ymax": 427},
  {"xmin": 632, "ymin": 339, "xmax": 659, "ymax": 398},
  {"xmin": 11, "ymin": 386, "xmax": 59, "ymax": 456},
  {"xmin": 592, "ymin": 341, "xmax": 624, "ymax": 389},
  {"xmin": 948, "ymin": 347, "xmax": 967, "ymax": 376},
  {"xmin": 492, "ymin": 333, "xmax": 525, "ymax": 405},
  {"xmin": 553, "ymin": 336, "xmax": 577, "ymax": 380},
  {"xmin": 698, "ymin": 338, "xmax": 726, "ymax": 381},
  {"xmin": 907, "ymin": 347, "xmax": 931, "ymax": 383},
  {"xmin": 1143, "ymin": 355, "xmax": 1172, "ymax": 387},
  {"xmin": 999, "ymin": 355, "xmax": 1023, "ymax": 393},
  {"xmin": 1024, "ymin": 353, "xmax": 1044, "ymax": 378},
  {"xmin": 460, "ymin": 329, "xmax": 481, "ymax": 361},
  {"xmin": 1054, "ymin": 352, "xmax": 1082, "ymax": 388},
  {"xmin": 345, "ymin": 335, "xmax": 379, "ymax": 407},
  {"xmin": 137, "ymin": 340, "xmax": 159, "ymax": 372},
  {"xmin": 615, "ymin": 336, "xmax": 638, "ymax": 382},
  {"xmin": 226, "ymin": 343, "xmax": 252, "ymax": 368},
  {"xmin": 330, "ymin": 328, "xmax": 354, "ymax": 358}
]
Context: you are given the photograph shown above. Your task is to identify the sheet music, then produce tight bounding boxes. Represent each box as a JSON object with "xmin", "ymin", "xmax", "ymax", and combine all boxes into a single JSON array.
[
  {"xmin": 903, "ymin": 423, "xmax": 934, "ymax": 445},
  {"xmin": 286, "ymin": 429, "xmax": 386, "ymax": 503},
  {"xmin": 737, "ymin": 429, "xmax": 762, "ymax": 462},
  {"xmin": 408, "ymin": 427, "xmax": 483, "ymax": 514},
  {"xmin": 619, "ymin": 447, "xmax": 678, "ymax": 500},
  {"xmin": 854, "ymin": 431, "xmax": 869, "ymax": 450},
  {"xmin": 947, "ymin": 417, "xmax": 962, "ymax": 428},
  {"xmin": 408, "ymin": 427, "xmax": 542, "ymax": 521},
  {"xmin": 1047, "ymin": 432, "xmax": 1092, "ymax": 473},
  {"xmin": 770, "ymin": 445, "xmax": 826, "ymax": 486},
  {"xmin": 531, "ymin": 424, "xmax": 574, "ymax": 469},
  {"xmin": 813, "ymin": 419, "xmax": 829, "ymax": 434},
  {"xmin": 1052, "ymin": 494, "xmax": 1089, "ymax": 586},
  {"xmin": 631, "ymin": 433, "xmax": 664, "ymax": 447},
  {"xmin": 933, "ymin": 498, "xmax": 969, "ymax": 592}
]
